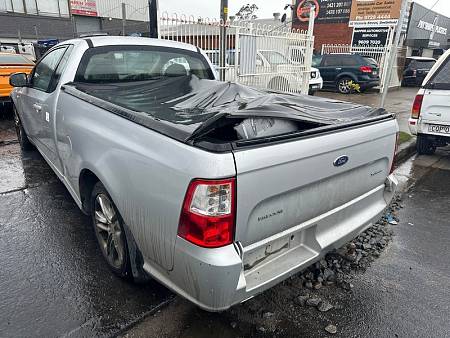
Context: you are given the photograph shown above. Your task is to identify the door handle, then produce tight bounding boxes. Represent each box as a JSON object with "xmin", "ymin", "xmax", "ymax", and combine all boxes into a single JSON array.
[
  {"xmin": 33, "ymin": 103, "xmax": 42, "ymax": 111},
  {"xmin": 336, "ymin": 68, "xmax": 342, "ymax": 70}
]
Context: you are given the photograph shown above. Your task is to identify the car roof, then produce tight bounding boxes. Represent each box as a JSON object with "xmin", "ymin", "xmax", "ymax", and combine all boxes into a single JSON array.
[{"xmin": 61, "ymin": 36, "xmax": 199, "ymax": 52}]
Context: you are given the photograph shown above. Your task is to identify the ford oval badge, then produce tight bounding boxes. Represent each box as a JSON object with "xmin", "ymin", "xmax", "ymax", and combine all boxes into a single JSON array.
[{"xmin": 333, "ymin": 155, "xmax": 349, "ymax": 167}]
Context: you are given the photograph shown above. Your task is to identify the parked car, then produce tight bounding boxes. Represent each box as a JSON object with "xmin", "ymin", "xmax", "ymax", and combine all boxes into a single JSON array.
[
  {"xmin": 205, "ymin": 49, "xmax": 323, "ymax": 94},
  {"xmin": 10, "ymin": 36, "xmax": 398, "ymax": 311},
  {"xmin": 0, "ymin": 52, "xmax": 34, "ymax": 106},
  {"xmin": 314, "ymin": 53, "xmax": 380, "ymax": 94},
  {"xmin": 408, "ymin": 50, "xmax": 450, "ymax": 154},
  {"xmin": 401, "ymin": 56, "xmax": 436, "ymax": 87}
]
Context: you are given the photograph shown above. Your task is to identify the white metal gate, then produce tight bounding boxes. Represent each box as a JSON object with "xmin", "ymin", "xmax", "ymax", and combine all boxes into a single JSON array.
[{"xmin": 159, "ymin": 13, "xmax": 315, "ymax": 95}]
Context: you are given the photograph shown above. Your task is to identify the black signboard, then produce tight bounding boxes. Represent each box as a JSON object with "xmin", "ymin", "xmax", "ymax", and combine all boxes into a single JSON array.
[
  {"xmin": 406, "ymin": 2, "xmax": 450, "ymax": 49},
  {"xmin": 293, "ymin": 0, "xmax": 352, "ymax": 24},
  {"xmin": 352, "ymin": 27, "xmax": 389, "ymax": 47}
]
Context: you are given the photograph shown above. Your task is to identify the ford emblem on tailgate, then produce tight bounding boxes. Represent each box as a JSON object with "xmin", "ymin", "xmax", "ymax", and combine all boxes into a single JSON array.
[{"xmin": 333, "ymin": 155, "xmax": 349, "ymax": 167}]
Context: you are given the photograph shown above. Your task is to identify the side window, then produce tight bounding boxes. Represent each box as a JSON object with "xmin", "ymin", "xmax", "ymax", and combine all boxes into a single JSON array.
[
  {"xmin": 31, "ymin": 47, "xmax": 67, "ymax": 92},
  {"xmin": 323, "ymin": 56, "xmax": 341, "ymax": 66},
  {"xmin": 428, "ymin": 58, "xmax": 450, "ymax": 88},
  {"xmin": 48, "ymin": 45, "xmax": 73, "ymax": 92},
  {"xmin": 341, "ymin": 56, "xmax": 358, "ymax": 66}
]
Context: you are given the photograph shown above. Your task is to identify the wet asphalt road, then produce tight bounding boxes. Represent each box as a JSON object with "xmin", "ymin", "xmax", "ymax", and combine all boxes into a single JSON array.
[{"xmin": 0, "ymin": 109, "xmax": 173, "ymax": 338}]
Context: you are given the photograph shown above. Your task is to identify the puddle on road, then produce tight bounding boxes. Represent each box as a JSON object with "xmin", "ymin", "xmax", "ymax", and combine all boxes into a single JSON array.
[{"xmin": 0, "ymin": 143, "xmax": 26, "ymax": 193}]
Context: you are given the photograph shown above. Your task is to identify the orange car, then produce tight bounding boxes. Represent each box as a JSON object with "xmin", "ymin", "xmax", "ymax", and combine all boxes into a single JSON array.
[{"xmin": 0, "ymin": 52, "xmax": 34, "ymax": 104}]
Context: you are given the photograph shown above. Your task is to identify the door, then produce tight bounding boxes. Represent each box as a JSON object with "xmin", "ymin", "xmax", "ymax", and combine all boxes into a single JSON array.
[
  {"xmin": 319, "ymin": 55, "xmax": 341, "ymax": 86},
  {"xmin": 20, "ymin": 46, "xmax": 69, "ymax": 166}
]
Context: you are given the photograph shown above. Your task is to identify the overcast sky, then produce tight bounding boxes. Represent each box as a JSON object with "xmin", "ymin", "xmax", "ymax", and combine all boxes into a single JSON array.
[{"xmin": 159, "ymin": 0, "xmax": 450, "ymax": 20}]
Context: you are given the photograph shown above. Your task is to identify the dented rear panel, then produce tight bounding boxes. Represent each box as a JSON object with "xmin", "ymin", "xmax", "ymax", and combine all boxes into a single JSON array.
[{"xmin": 233, "ymin": 118, "xmax": 398, "ymax": 291}]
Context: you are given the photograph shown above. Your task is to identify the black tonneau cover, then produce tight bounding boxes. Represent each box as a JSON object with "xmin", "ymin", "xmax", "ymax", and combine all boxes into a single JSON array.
[{"xmin": 62, "ymin": 75, "xmax": 392, "ymax": 151}]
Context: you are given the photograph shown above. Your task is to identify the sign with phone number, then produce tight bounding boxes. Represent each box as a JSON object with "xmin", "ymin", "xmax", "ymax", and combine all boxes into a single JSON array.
[
  {"xmin": 352, "ymin": 27, "xmax": 389, "ymax": 46},
  {"xmin": 294, "ymin": 0, "xmax": 352, "ymax": 24},
  {"xmin": 349, "ymin": 0, "xmax": 402, "ymax": 27}
]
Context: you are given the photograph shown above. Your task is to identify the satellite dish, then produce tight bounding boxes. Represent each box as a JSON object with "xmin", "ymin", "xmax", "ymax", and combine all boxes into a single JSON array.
[{"xmin": 281, "ymin": 13, "xmax": 287, "ymax": 23}]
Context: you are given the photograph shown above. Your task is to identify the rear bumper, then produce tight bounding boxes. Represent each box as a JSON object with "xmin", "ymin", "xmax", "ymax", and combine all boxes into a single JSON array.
[
  {"xmin": 309, "ymin": 78, "xmax": 323, "ymax": 91},
  {"xmin": 145, "ymin": 175, "xmax": 397, "ymax": 311},
  {"xmin": 359, "ymin": 79, "xmax": 380, "ymax": 89}
]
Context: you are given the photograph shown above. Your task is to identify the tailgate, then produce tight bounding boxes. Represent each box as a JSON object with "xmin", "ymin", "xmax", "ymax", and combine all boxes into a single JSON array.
[
  {"xmin": 233, "ymin": 118, "xmax": 397, "ymax": 248},
  {"xmin": 421, "ymin": 89, "xmax": 450, "ymax": 124}
]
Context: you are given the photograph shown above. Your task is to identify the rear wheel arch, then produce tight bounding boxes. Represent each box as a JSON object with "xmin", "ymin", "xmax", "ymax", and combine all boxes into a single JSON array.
[
  {"xmin": 79, "ymin": 168, "xmax": 100, "ymax": 214},
  {"xmin": 336, "ymin": 73, "xmax": 357, "ymax": 83}
]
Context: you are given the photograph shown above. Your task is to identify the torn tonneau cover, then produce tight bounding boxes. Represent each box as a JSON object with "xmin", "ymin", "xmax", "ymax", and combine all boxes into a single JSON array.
[{"xmin": 63, "ymin": 75, "xmax": 391, "ymax": 145}]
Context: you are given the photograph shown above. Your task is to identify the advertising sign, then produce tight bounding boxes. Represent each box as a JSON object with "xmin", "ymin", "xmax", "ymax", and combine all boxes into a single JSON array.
[
  {"xmin": 293, "ymin": 0, "xmax": 352, "ymax": 24},
  {"xmin": 352, "ymin": 27, "xmax": 389, "ymax": 47},
  {"xmin": 349, "ymin": 0, "xmax": 402, "ymax": 27},
  {"xmin": 70, "ymin": 0, "xmax": 97, "ymax": 17},
  {"xmin": 405, "ymin": 2, "xmax": 450, "ymax": 49}
]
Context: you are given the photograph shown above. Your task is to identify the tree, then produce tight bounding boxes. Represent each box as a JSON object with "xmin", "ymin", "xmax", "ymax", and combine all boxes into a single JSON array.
[{"xmin": 235, "ymin": 4, "xmax": 259, "ymax": 20}]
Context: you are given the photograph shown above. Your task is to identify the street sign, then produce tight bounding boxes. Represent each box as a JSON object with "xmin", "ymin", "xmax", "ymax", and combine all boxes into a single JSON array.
[
  {"xmin": 70, "ymin": 0, "xmax": 98, "ymax": 17},
  {"xmin": 352, "ymin": 27, "xmax": 389, "ymax": 47},
  {"xmin": 349, "ymin": 0, "xmax": 402, "ymax": 27},
  {"xmin": 293, "ymin": 0, "xmax": 351, "ymax": 24}
]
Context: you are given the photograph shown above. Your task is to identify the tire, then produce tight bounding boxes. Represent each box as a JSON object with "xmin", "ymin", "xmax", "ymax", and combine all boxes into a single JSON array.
[
  {"xmin": 13, "ymin": 105, "xmax": 34, "ymax": 151},
  {"xmin": 416, "ymin": 134, "xmax": 436, "ymax": 155},
  {"xmin": 336, "ymin": 76, "xmax": 353, "ymax": 94},
  {"xmin": 91, "ymin": 182, "xmax": 132, "ymax": 278}
]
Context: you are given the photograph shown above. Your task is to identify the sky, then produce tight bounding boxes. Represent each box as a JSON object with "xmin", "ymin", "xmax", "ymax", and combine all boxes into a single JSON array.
[{"xmin": 159, "ymin": 0, "xmax": 450, "ymax": 20}]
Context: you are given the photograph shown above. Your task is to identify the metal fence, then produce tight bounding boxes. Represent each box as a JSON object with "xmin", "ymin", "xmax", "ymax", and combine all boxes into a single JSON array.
[
  {"xmin": 321, "ymin": 42, "xmax": 407, "ymax": 92},
  {"xmin": 159, "ymin": 13, "xmax": 315, "ymax": 94}
]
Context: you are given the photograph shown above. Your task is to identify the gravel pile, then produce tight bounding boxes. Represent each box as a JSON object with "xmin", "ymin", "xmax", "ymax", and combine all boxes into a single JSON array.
[{"xmin": 293, "ymin": 195, "xmax": 403, "ymax": 292}]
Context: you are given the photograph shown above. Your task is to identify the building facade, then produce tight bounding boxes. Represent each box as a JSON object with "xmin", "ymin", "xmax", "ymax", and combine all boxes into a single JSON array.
[
  {"xmin": 0, "ymin": 0, "xmax": 150, "ymax": 45},
  {"xmin": 404, "ymin": 2, "xmax": 450, "ymax": 58}
]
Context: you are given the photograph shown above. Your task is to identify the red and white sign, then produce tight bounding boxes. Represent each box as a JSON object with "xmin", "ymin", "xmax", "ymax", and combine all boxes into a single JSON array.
[{"xmin": 70, "ymin": 0, "xmax": 98, "ymax": 17}]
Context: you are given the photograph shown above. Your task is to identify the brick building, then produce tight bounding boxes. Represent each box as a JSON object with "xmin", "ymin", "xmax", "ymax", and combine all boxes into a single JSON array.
[{"xmin": 291, "ymin": 0, "xmax": 353, "ymax": 53}]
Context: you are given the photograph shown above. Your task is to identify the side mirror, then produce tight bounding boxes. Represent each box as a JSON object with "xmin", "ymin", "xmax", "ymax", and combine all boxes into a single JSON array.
[{"xmin": 9, "ymin": 73, "xmax": 28, "ymax": 87}]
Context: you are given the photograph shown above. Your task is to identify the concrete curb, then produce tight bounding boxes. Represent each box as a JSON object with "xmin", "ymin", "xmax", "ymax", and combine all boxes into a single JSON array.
[{"xmin": 395, "ymin": 137, "xmax": 416, "ymax": 166}]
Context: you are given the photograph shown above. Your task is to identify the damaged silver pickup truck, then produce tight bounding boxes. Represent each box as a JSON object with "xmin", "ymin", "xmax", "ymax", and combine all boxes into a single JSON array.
[{"xmin": 10, "ymin": 37, "xmax": 398, "ymax": 311}]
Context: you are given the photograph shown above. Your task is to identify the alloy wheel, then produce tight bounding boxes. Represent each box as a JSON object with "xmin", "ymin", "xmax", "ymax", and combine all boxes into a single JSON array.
[
  {"xmin": 338, "ymin": 78, "xmax": 352, "ymax": 94},
  {"xmin": 94, "ymin": 194, "xmax": 125, "ymax": 269}
]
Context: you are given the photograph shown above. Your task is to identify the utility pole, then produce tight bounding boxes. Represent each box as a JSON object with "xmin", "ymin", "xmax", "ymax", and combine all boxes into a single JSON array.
[
  {"xmin": 380, "ymin": 0, "xmax": 408, "ymax": 108},
  {"xmin": 148, "ymin": 0, "xmax": 159, "ymax": 38},
  {"xmin": 219, "ymin": 0, "xmax": 228, "ymax": 81},
  {"xmin": 122, "ymin": 3, "xmax": 126, "ymax": 36}
]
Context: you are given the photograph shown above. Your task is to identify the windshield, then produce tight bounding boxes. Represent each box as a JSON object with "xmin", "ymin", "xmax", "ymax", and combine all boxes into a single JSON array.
[
  {"xmin": 260, "ymin": 51, "xmax": 290, "ymax": 65},
  {"xmin": 75, "ymin": 46, "xmax": 214, "ymax": 83},
  {"xmin": 312, "ymin": 55, "xmax": 322, "ymax": 67},
  {"xmin": 410, "ymin": 60, "xmax": 435, "ymax": 69},
  {"xmin": 0, "ymin": 54, "xmax": 33, "ymax": 65}
]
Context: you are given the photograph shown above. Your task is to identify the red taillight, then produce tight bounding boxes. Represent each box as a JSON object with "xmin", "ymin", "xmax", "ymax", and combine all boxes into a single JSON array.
[
  {"xmin": 390, "ymin": 132, "xmax": 400, "ymax": 174},
  {"xmin": 359, "ymin": 66, "xmax": 372, "ymax": 73},
  {"xmin": 411, "ymin": 94, "xmax": 423, "ymax": 119},
  {"xmin": 178, "ymin": 178, "xmax": 235, "ymax": 248}
]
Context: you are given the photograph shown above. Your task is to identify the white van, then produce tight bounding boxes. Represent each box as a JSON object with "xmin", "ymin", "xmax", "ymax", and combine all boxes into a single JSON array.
[{"xmin": 409, "ymin": 49, "xmax": 450, "ymax": 154}]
